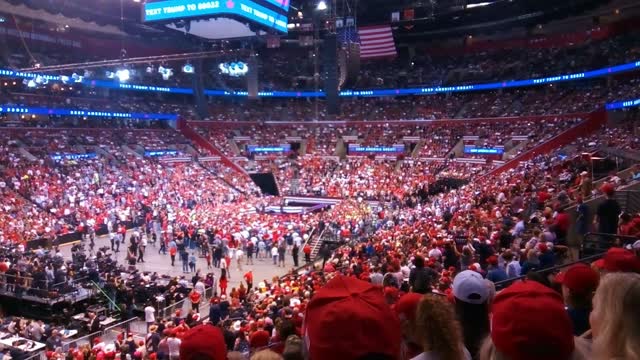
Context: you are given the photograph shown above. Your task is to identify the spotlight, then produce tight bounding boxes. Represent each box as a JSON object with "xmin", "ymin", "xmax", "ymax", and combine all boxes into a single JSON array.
[
  {"xmin": 116, "ymin": 69, "xmax": 130, "ymax": 82},
  {"xmin": 71, "ymin": 73, "xmax": 84, "ymax": 83},
  {"xmin": 182, "ymin": 63, "xmax": 194, "ymax": 74},
  {"xmin": 317, "ymin": 1, "xmax": 327, "ymax": 10},
  {"xmin": 158, "ymin": 66, "xmax": 173, "ymax": 80}
]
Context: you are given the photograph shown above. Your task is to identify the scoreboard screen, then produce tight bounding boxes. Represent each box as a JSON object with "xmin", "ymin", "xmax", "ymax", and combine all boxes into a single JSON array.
[
  {"xmin": 263, "ymin": 0, "xmax": 290, "ymax": 12},
  {"xmin": 142, "ymin": 0, "xmax": 289, "ymax": 33}
]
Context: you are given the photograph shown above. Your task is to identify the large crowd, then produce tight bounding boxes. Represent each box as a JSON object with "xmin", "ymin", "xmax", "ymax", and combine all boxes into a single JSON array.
[{"xmin": 1, "ymin": 10, "xmax": 640, "ymax": 360}]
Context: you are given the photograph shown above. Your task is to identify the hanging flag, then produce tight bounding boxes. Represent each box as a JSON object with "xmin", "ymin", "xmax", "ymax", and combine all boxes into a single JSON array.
[
  {"xmin": 266, "ymin": 35, "xmax": 281, "ymax": 48},
  {"xmin": 403, "ymin": 8, "xmax": 415, "ymax": 29},
  {"xmin": 391, "ymin": 11, "xmax": 400, "ymax": 22},
  {"xmin": 358, "ymin": 25, "xmax": 397, "ymax": 59}
]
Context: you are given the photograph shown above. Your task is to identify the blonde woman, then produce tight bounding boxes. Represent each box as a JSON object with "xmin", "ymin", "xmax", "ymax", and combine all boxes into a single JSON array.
[
  {"xmin": 415, "ymin": 294, "xmax": 471, "ymax": 360},
  {"xmin": 590, "ymin": 272, "xmax": 640, "ymax": 360}
]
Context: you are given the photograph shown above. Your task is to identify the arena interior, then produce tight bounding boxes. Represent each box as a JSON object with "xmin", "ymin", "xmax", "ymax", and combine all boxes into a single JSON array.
[{"xmin": 0, "ymin": 0, "xmax": 640, "ymax": 359}]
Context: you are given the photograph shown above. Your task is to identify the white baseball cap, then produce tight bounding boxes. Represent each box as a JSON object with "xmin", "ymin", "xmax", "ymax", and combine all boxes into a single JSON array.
[{"xmin": 452, "ymin": 270, "xmax": 490, "ymax": 305}]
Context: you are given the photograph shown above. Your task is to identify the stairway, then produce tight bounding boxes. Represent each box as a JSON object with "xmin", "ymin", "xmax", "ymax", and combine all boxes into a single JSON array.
[
  {"xmin": 179, "ymin": 124, "xmax": 246, "ymax": 175},
  {"xmin": 411, "ymin": 140, "xmax": 425, "ymax": 158}
]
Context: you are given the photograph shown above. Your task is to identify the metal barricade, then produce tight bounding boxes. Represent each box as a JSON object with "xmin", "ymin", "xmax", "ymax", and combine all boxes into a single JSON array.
[
  {"xmin": 158, "ymin": 297, "xmax": 190, "ymax": 320},
  {"xmin": 61, "ymin": 331, "xmax": 102, "ymax": 352},
  {"xmin": 581, "ymin": 232, "xmax": 639, "ymax": 257},
  {"xmin": 20, "ymin": 350, "xmax": 46, "ymax": 360}
]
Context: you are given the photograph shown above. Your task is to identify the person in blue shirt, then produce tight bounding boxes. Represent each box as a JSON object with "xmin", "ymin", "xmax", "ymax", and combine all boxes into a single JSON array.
[
  {"xmin": 538, "ymin": 242, "xmax": 555, "ymax": 268},
  {"xmin": 554, "ymin": 263, "xmax": 599, "ymax": 336},
  {"xmin": 486, "ymin": 255, "xmax": 508, "ymax": 283}
]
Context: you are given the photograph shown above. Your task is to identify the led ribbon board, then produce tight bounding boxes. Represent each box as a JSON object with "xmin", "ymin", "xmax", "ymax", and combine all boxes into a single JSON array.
[
  {"xmin": 464, "ymin": 146, "xmax": 504, "ymax": 155},
  {"xmin": 50, "ymin": 153, "xmax": 98, "ymax": 161},
  {"xmin": 145, "ymin": 150, "xmax": 179, "ymax": 157},
  {"xmin": 1, "ymin": 60, "xmax": 639, "ymax": 98},
  {"xmin": 606, "ymin": 98, "xmax": 640, "ymax": 110},
  {"xmin": 247, "ymin": 144, "xmax": 291, "ymax": 153},
  {"xmin": 348, "ymin": 144, "xmax": 405, "ymax": 154},
  {"xmin": 0, "ymin": 105, "xmax": 178, "ymax": 120},
  {"xmin": 142, "ymin": 0, "xmax": 288, "ymax": 33}
]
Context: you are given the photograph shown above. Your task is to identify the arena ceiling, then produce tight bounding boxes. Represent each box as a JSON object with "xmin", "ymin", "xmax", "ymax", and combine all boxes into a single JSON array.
[{"xmin": 2, "ymin": 0, "xmax": 611, "ymax": 41}]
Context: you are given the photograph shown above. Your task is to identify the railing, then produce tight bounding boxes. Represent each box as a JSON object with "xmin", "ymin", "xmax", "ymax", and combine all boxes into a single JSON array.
[
  {"xmin": 156, "ymin": 286, "xmax": 213, "ymax": 320},
  {"xmin": 60, "ymin": 317, "xmax": 139, "ymax": 351},
  {"xmin": 615, "ymin": 190, "xmax": 640, "ymax": 214},
  {"xmin": 310, "ymin": 227, "xmax": 329, "ymax": 260},
  {"xmin": 21, "ymin": 350, "xmax": 47, "ymax": 360},
  {"xmin": 581, "ymin": 232, "xmax": 639, "ymax": 258},
  {"xmin": 495, "ymin": 231, "xmax": 639, "ymax": 290},
  {"xmin": 61, "ymin": 331, "xmax": 102, "ymax": 352},
  {"xmin": 493, "ymin": 253, "xmax": 606, "ymax": 290}
]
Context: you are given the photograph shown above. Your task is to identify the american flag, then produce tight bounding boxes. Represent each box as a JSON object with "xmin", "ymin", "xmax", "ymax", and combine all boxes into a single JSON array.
[{"xmin": 339, "ymin": 25, "xmax": 397, "ymax": 59}]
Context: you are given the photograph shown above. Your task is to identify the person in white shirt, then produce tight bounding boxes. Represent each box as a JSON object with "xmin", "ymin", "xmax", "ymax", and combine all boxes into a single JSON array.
[
  {"xmin": 167, "ymin": 333, "xmax": 181, "ymax": 360},
  {"xmin": 236, "ymin": 248, "xmax": 244, "ymax": 271},
  {"xmin": 144, "ymin": 303, "xmax": 156, "ymax": 330},
  {"xmin": 271, "ymin": 245, "xmax": 279, "ymax": 265}
]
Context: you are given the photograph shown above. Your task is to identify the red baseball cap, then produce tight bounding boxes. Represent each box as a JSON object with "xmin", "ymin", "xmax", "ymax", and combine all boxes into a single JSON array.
[
  {"xmin": 555, "ymin": 264, "xmax": 599, "ymax": 295},
  {"xmin": 394, "ymin": 293, "xmax": 423, "ymax": 322},
  {"xmin": 603, "ymin": 248, "xmax": 640, "ymax": 273},
  {"xmin": 249, "ymin": 329, "xmax": 270, "ymax": 349},
  {"xmin": 600, "ymin": 183, "xmax": 615, "ymax": 196},
  {"xmin": 179, "ymin": 325, "xmax": 227, "ymax": 360},
  {"xmin": 491, "ymin": 281, "xmax": 574, "ymax": 360},
  {"xmin": 304, "ymin": 275, "xmax": 401, "ymax": 360}
]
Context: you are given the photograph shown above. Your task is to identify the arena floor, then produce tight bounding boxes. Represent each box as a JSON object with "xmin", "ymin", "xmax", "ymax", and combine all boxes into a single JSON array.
[{"xmin": 59, "ymin": 232, "xmax": 290, "ymax": 324}]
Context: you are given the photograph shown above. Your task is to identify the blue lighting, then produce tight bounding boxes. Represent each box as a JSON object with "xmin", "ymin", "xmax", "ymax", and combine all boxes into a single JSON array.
[
  {"xmin": 1, "ymin": 60, "xmax": 639, "ymax": 98},
  {"xmin": 51, "ymin": 153, "xmax": 98, "ymax": 161},
  {"xmin": 145, "ymin": 150, "xmax": 179, "ymax": 157},
  {"xmin": 606, "ymin": 97, "xmax": 640, "ymax": 110},
  {"xmin": 247, "ymin": 144, "xmax": 291, "ymax": 153},
  {"xmin": 348, "ymin": 144, "xmax": 405, "ymax": 153},
  {"xmin": 0, "ymin": 105, "xmax": 178, "ymax": 120},
  {"xmin": 464, "ymin": 146, "xmax": 504, "ymax": 155}
]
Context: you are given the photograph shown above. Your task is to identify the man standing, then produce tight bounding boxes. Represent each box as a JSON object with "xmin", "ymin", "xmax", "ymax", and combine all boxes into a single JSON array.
[
  {"xmin": 144, "ymin": 303, "xmax": 156, "ymax": 331},
  {"xmin": 595, "ymin": 183, "xmax": 621, "ymax": 239},
  {"xmin": 181, "ymin": 249, "xmax": 190, "ymax": 273},
  {"xmin": 167, "ymin": 331, "xmax": 181, "ymax": 360},
  {"xmin": 246, "ymin": 240, "xmax": 254, "ymax": 265},
  {"xmin": 189, "ymin": 289, "xmax": 201, "ymax": 311},
  {"xmin": 278, "ymin": 242, "xmax": 286, "ymax": 268},
  {"xmin": 169, "ymin": 246, "xmax": 177, "ymax": 266},
  {"xmin": 292, "ymin": 243, "xmax": 300, "ymax": 267},
  {"xmin": 88, "ymin": 312, "xmax": 101, "ymax": 344},
  {"xmin": 243, "ymin": 270, "xmax": 253, "ymax": 291},
  {"xmin": 303, "ymin": 243, "xmax": 312, "ymax": 263},
  {"xmin": 236, "ymin": 248, "xmax": 244, "ymax": 271},
  {"xmin": 110, "ymin": 233, "xmax": 116, "ymax": 252},
  {"xmin": 271, "ymin": 244, "xmax": 279, "ymax": 265}
]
